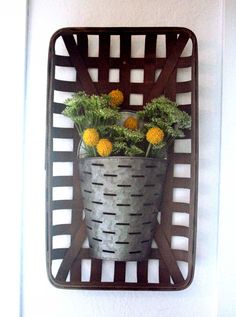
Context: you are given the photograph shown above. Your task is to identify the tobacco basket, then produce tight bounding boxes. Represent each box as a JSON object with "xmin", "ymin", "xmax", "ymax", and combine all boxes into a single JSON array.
[{"xmin": 46, "ymin": 27, "xmax": 198, "ymax": 290}]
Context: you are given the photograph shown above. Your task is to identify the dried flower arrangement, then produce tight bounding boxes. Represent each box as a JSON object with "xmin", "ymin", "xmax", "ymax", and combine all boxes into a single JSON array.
[
  {"xmin": 62, "ymin": 89, "xmax": 191, "ymax": 159},
  {"xmin": 61, "ymin": 90, "xmax": 191, "ymax": 261}
]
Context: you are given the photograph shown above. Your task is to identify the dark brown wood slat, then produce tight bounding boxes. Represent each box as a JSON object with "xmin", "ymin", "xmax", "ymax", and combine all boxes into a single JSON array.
[
  {"xmin": 51, "ymin": 248, "xmax": 68, "ymax": 260},
  {"xmin": 70, "ymin": 257, "xmax": 82, "ymax": 282},
  {"xmin": 94, "ymin": 82, "xmax": 120, "ymax": 94},
  {"xmin": 120, "ymin": 33, "xmax": 131, "ymax": 108},
  {"xmin": 150, "ymin": 249, "xmax": 189, "ymax": 262},
  {"xmin": 52, "ymin": 151, "xmax": 74, "ymax": 162},
  {"xmin": 158, "ymin": 33, "xmax": 178, "ymax": 285},
  {"xmin": 56, "ymin": 220, "xmax": 87, "ymax": 282},
  {"xmin": 178, "ymin": 104, "xmax": 192, "ymax": 114},
  {"xmin": 124, "ymin": 105, "xmax": 143, "ymax": 111},
  {"xmin": 150, "ymin": 248, "xmax": 161, "ymax": 259},
  {"xmin": 147, "ymin": 33, "xmax": 189, "ymax": 101},
  {"xmin": 114, "ymin": 262, "xmax": 126, "ymax": 283},
  {"xmin": 52, "ymin": 127, "xmax": 75, "ymax": 138},
  {"xmin": 181, "ymin": 130, "xmax": 192, "ymax": 138},
  {"xmin": 54, "ymin": 79, "xmax": 78, "ymax": 92},
  {"xmin": 52, "ymin": 224, "xmax": 71, "ymax": 235},
  {"xmin": 49, "ymin": 281, "xmax": 187, "ymax": 290},
  {"xmin": 55, "ymin": 55, "xmax": 193, "ymax": 69},
  {"xmin": 51, "ymin": 200, "xmax": 77, "ymax": 210},
  {"xmin": 171, "ymin": 225, "xmax": 190, "ymax": 237},
  {"xmin": 136, "ymin": 33, "xmax": 158, "ymax": 283},
  {"xmin": 78, "ymin": 248, "xmax": 91, "ymax": 258},
  {"xmin": 129, "ymin": 83, "xmax": 151, "ymax": 93},
  {"xmin": 52, "ymin": 247, "xmax": 189, "ymax": 263},
  {"xmin": 172, "ymin": 153, "xmax": 191, "ymax": 164},
  {"xmin": 64, "ymin": 31, "xmax": 104, "ymax": 280},
  {"xmin": 137, "ymin": 260, "xmax": 148, "ymax": 283},
  {"xmin": 187, "ymin": 35, "xmax": 198, "ymax": 286},
  {"xmin": 53, "ymin": 102, "xmax": 66, "ymax": 114},
  {"xmin": 52, "ymin": 176, "xmax": 73, "ymax": 187},
  {"xmin": 69, "ymin": 208, "xmax": 84, "ymax": 284},
  {"xmin": 165, "ymin": 33, "xmax": 178, "ymax": 99},
  {"xmin": 90, "ymin": 259, "xmax": 103, "ymax": 282},
  {"xmin": 174, "ymin": 250, "xmax": 189, "ymax": 262},
  {"xmin": 159, "ymin": 261, "xmax": 170, "ymax": 284},
  {"xmin": 55, "ymin": 55, "xmax": 73, "ymax": 66},
  {"xmin": 176, "ymin": 81, "xmax": 192, "ymax": 93},
  {"xmin": 171, "ymin": 202, "xmax": 190, "ymax": 213},
  {"xmin": 93, "ymin": 81, "xmax": 193, "ymax": 97},
  {"xmin": 172, "ymin": 132, "xmax": 191, "ymax": 140},
  {"xmin": 70, "ymin": 109, "xmax": 84, "ymax": 281},
  {"xmin": 154, "ymin": 222, "xmax": 184, "ymax": 284},
  {"xmin": 143, "ymin": 33, "xmax": 157, "ymax": 105},
  {"xmin": 77, "ymin": 33, "xmax": 88, "ymax": 59},
  {"xmin": 172, "ymin": 177, "xmax": 191, "ymax": 188},
  {"xmin": 62, "ymin": 34, "xmax": 97, "ymax": 94},
  {"xmin": 93, "ymin": 80, "xmax": 157, "ymax": 94},
  {"xmin": 176, "ymin": 56, "xmax": 193, "ymax": 68},
  {"xmin": 98, "ymin": 34, "xmax": 110, "ymax": 84},
  {"xmin": 72, "ymin": 34, "xmax": 89, "ymax": 97}
]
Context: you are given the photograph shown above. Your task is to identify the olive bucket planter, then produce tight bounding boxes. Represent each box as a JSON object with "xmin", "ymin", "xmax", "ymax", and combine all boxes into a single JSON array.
[{"xmin": 79, "ymin": 156, "xmax": 167, "ymax": 261}]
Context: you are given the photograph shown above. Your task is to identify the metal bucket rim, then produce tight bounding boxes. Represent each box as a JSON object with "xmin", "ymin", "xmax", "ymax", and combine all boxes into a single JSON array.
[{"xmin": 78, "ymin": 156, "xmax": 167, "ymax": 163}]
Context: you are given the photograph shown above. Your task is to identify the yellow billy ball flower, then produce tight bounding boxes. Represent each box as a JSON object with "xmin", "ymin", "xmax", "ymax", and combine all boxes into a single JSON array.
[
  {"xmin": 108, "ymin": 89, "xmax": 124, "ymax": 107},
  {"xmin": 146, "ymin": 127, "xmax": 164, "ymax": 145},
  {"xmin": 123, "ymin": 116, "xmax": 138, "ymax": 130},
  {"xmin": 83, "ymin": 128, "xmax": 99, "ymax": 147},
  {"xmin": 96, "ymin": 139, "xmax": 113, "ymax": 157}
]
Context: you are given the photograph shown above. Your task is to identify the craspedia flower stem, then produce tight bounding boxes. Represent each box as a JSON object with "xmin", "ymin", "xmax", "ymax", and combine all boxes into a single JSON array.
[
  {"xmin": 92, "ymin": 147, "xmax": 97, "ymax": 157},
  {"xmin": 145, "ymin": 143, "xmax": 152, "ymax": 157},
  {"xmin": 96, "ymin": 139, "xmax": 113, "ymax": 157}
]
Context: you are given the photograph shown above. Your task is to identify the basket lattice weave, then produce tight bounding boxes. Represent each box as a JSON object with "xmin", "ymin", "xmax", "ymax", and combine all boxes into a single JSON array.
[
  {"xmin": 79, "ymin": 157, "xmax": 167, "ymax": 261},
  {"xmin": 46, "ymin": 27, "xmax": 198, "ymax": 290}
]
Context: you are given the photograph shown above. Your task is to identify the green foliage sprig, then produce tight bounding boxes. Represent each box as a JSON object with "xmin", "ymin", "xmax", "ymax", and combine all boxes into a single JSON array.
[
  {"xmin": 63, "ymin": 91, "xmax": 121, "ymax": 134},
  {"xmin": 138, "ymin": 96, "xmax": 191, "ymax": 139},
  {"xmin": 106, "ymin": 126, "xmax": 145, "ymax": 156},
  {"xmin": 62, "ymin": 92, "xmax": 191, "ymax": 158}
]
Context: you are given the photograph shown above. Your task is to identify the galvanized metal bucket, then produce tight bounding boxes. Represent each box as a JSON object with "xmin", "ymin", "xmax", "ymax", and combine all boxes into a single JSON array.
[{"xmin": 79, "ymin": 156, "xmax": 167, "ymax": 261}]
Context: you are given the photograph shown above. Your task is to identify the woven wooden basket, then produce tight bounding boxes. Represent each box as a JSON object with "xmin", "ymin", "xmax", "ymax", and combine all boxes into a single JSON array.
[{"xmin": 46, "ymin": 27, "xmax": 198, "ymax": 290}]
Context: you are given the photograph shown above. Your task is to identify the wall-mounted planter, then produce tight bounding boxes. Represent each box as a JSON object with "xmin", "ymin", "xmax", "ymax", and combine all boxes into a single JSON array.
[
  {"xmin": 79, "ymin": 156, "xmax": 167, "ymax": 262},
  {"xmin": 46, "ymin": 27, "xmax": 198, "ymax": 290}
]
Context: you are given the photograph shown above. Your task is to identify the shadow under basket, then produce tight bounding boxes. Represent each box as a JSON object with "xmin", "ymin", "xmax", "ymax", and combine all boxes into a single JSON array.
[{"xmin": 79, "ymin": 156, "xmax": 167, "ymax": 261}]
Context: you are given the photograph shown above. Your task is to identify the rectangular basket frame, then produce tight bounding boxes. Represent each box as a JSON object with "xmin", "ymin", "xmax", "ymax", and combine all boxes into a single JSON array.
[{"xmin": 46, "ymin": 27, "xmax": 198, "ymax": 290}]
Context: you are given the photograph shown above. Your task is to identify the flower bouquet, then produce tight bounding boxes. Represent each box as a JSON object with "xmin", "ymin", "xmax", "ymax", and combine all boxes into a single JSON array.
[{"xmin": 62, "ymin": 90, "xmax": 191, "ymax": 261}]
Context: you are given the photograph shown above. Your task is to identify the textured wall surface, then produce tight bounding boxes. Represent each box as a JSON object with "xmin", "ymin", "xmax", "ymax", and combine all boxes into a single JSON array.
[{"xmin": 23, "ymin": 1, "xmax": 222, "ymax": 316}]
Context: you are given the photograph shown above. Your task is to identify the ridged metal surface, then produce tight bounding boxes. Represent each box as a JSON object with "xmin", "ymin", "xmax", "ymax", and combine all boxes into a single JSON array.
[{"xmin": 79, "ymin": 156, "xmax": 167, "ymax": 261}]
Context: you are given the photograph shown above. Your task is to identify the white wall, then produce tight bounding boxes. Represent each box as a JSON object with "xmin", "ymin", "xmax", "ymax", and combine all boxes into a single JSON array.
[
  {"xmin": 0, "ymin": 1, "xmax": 27, "ymax": 317},
  {"xmin": 218, "ymin": 1, "xmax": 236, "ymax": 316},
  {"xmin": 23, "ymin": 1, "xmax": 223, "ymax": 316}
]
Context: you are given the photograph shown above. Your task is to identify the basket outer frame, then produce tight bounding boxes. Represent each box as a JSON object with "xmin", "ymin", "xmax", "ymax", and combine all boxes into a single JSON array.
[{"xmin": 45, "ymin": 26, "xmax": 198, "ymax": 290}]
